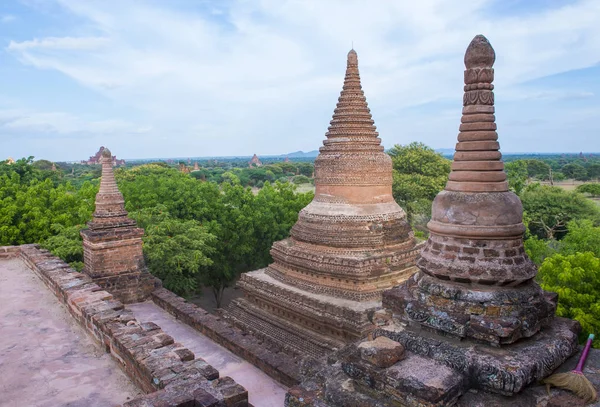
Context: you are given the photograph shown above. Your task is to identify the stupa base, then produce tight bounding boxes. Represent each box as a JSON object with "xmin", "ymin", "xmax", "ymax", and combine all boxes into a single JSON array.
[
  {"xmin": 223, "ymin": 268, "xmax": 381, "ymax": 359},
  {"xmin": 383, "ymin": 271, "xmax": 558, "ymax": 346},
  {"xmin": 92, "ymin": 270, "xmax": 158, "ymax": 304},
  {"xmin": 285, "ymin": 317, "xmax": 584, "ymax": 407}
]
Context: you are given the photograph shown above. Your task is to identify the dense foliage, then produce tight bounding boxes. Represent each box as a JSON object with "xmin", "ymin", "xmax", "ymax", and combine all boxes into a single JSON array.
[
  {"xmin": 520, "ymin": 184, "xmax": 600, "ymax": 240},
  {"xmin": 1, "ymin": 159, "xmax": 312, "ymax": 306},
  {"xmin": 538, "ymin": 252, "xmax": 600, "ymax": 347},
  {"xmin": 4, "ymin": 148, "xmax": 600, "ymax": 345},
  {"xmin": 389, "ymin": 142, "xmax": 451, "ymax": 233}
]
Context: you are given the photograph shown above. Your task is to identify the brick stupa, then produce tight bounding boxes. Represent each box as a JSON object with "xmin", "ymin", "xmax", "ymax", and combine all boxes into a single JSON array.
[
  {"xmin": 225, "ymin": 49, "xmax": 420, "ymax": 358},
  {"xmin": 81, "ymin": 147, "xmax": 156, "ymax": 303},
  {"xmin": 286, "ymin": 35, "xmax": 583, "ymax": 407}
]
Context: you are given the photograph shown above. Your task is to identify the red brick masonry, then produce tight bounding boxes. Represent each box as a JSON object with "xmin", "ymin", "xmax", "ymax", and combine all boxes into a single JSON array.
[
  {"xmin": 152, "ymin": 288, "xmax": 302, "ymax": 387},
  {"xmin": 2, "ymin": 245, "xmax": 248, "ymax": 407}
]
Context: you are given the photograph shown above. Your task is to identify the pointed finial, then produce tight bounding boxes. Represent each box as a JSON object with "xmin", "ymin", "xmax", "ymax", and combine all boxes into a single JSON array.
[
  {"xmin": 347, "ymin": 48, "xmax": 358, "ymax": 65},
  {"xmin": 464, "ymin": 34, "xmax": 495, "ymax": 69}
]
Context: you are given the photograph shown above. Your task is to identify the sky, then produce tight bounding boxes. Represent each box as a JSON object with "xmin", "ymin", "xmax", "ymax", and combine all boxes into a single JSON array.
[{"xmin": 1, "ymin": 0, "xmax": 600, "ymax": 161}]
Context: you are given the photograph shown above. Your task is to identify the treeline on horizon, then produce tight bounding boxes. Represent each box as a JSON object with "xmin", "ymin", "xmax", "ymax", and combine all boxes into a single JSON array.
[{"xmin": 1, "ymin": 143, "xmax": 599, "ymax": 347}]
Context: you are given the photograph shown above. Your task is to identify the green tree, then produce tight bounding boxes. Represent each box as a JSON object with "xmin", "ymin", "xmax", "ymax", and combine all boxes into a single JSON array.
[
  {"xmin": 388, "ymin": 142, "xmax": 451, "ymax": 228},
  {"xmin": 525, "ymin": 160, "xmax": 551, "ymax": 180},
  {"xmin": 538, "ymin": 252, "xmax": 600, "ymax": 347},
  {"xmin": 292, "ymin": 175, "xmax": 310, "ymax": 185},
  {"xmin": 520, "ymin": 184, "xmax": 600, "ymax": 239},
  {"xmin": 504, "ymin": 160, "xmax": 528, "ymax": 195},
  {"xmin": 251, "ymin": 181, "xmax": 313, "ymax": 266},
  {"xmin": 132, "ymin": 206, "xmax": 216, "ymax": 296},
  {"xmin": 586, "ymin": 163, "xmax": 600, "ymax": 180},
  {"xmin": 200, "ymin": 183, "xmax": 257, "ymax": 307},
  {"xmin": 524, "ymin": 236, "xmax": 558, "ymax": 265},
  {"xmin": 41, "ymin": 224, "xmax": 86, "ymax": 271},
  {"xmin": 576, "ymin": 183, "xmax": 600, "ymax": 197},
  {"xmin": 562, "ymin": 163, "xmax": 588, "ymax": 180},
  {"xmin": 559, "ymin": 220, "xmax": 600, "ymax": 257}
]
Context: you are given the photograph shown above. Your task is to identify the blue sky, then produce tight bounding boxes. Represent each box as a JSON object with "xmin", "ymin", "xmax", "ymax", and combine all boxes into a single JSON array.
[{"xmin": 1, "ymin": 0, "xmax": 600, "ymax": 161}]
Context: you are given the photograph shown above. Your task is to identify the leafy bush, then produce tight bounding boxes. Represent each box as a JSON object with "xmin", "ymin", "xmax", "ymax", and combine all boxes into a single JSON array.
[{"xmin": 538, "ymin": 252, "xmax": 600, "ymax": 347}]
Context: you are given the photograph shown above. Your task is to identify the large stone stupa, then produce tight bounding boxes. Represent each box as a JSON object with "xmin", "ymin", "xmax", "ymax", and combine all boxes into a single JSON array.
[{"xmin": 225, "ymin": 50, "xmax": 421, "ymax": 358}]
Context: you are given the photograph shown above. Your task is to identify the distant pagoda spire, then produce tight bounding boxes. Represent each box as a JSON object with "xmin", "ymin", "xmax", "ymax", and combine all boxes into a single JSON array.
[
  {"xmin": 89, "ymin": 147, "xmax": 134, "ymax": 229},
  {"xmin": 445, "ymin": 35, "xmax": 507, "ymax": 193}
]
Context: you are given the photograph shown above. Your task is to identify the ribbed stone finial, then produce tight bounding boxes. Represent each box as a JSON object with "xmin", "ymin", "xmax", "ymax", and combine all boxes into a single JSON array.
[
  {"xmin": 445, "ymin": 34, "xmax": 507, "ymax": 193},
  {"xmin": 464, "ymin": 34, "xmax": 495, "ymax": 69}
]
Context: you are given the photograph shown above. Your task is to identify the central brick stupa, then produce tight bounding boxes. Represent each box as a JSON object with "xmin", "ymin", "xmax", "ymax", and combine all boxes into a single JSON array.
[{"xmin": 225, "ymin": 50, "xmax": 420, "ymax": 358}]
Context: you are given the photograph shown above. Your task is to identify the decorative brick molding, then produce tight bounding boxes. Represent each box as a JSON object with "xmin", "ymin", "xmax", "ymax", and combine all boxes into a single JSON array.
[
  {"xmin": 152, "ymin": 288, "xmax": 301, "ymax": 387},
  {"xmin": 8, "ymin": 244, "xmax": 248, "ymax": 407}
]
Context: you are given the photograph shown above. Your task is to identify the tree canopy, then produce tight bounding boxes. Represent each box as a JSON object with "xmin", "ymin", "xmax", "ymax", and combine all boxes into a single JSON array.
[{"xmin": 388, "ymin": 142, "xmax": 451, "ymax": 232}]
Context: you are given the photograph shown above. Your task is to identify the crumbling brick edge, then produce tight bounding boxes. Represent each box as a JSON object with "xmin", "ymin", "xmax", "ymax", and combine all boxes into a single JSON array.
[
  {"xmin": 3, "ymin": 244, "xmax": 248, "ymax": 407},
  {"xmin": 151, "ymin": 287, "xmax": 302, "ymax": 388}
]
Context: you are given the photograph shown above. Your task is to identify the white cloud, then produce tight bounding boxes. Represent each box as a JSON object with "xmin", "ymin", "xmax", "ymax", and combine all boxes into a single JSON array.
[
  {"xmin": 8, "ymin": 37, "xmax": 109, "ymax": 51},
  {"xmin": 0, "ymin": 108, "xmax": 148, "ymax": 136},
  {"xmin": 1, "ymin": 14, "xmax": 16, "ymax": 23},
  {"xmin": 5, "ymin": 0, "xmax": 600, "ymax": 158}
]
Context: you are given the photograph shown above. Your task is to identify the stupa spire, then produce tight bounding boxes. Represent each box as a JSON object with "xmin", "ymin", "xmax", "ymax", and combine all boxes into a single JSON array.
[
  {"xmin": 321, "ymin": 49, "xmax": 382, "ymax": 154},
  {"xmin": 89, "ymin": 147, "xmax": 134, "ymax": 229},
  {"xmin": 446, "ymin": 35, "xmax": 507, "ymax": 193}
]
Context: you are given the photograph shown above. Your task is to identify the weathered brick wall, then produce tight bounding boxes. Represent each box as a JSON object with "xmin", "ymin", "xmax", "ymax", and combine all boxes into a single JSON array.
[
  {"xmin": 10, "ymin": 244, "xmax": 248, "ymax": 407},
  {"xmin": 81, "ymin": 229, "xmax": 145, "ymax": 278},
  {"xmin": 0, "ymin": 245, "xmax": 19, "ymax": 259},
  {"xmin": 152, "ymin": 288, "xmax": 301, "ymax": 387}
]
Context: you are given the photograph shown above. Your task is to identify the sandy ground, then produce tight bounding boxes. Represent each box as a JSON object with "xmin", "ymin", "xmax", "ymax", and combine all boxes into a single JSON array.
[
  {"xmin": 127, "ymin": 301, "xmax": 287, "ymax": 407},
  {"xmin": 0, "ymin": 258, "xmax": 141, "ymax": 407}
]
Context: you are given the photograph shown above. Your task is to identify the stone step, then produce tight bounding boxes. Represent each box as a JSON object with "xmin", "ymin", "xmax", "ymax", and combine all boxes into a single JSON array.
[{"xmin": 225, "ymin": 299, "xmax": 339, "ymax": 360}]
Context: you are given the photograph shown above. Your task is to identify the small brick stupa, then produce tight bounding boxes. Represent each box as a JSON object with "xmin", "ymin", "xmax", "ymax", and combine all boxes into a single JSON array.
[
  {"xmin": 81, "ymin": 147, "xmax": 156, "ymax": 304},
  {"xmin": 225, "ymin": 49, "xmax": 420, "ymax": 358}
]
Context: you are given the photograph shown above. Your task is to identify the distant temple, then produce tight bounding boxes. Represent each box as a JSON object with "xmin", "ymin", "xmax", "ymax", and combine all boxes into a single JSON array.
[
  {"xmin": 179, "ymin": 163, "xmax": 190, "ymax": 174},
  {"xmin": 248, "ymin": 154, "xmax": 262, "ymax": 167},
  {"xmin": 193, "ymin": 162, "xmax": 199, "ymax": 171},
  {"xmin": 284, "ymin": 156, "xmax": 290, "ymax": 163},
  {"xmin": 83, "ymin": 146, "xmax": 125, "ymax": 166},
  {"xmin": 225, "ymin": 49, "xmax": 420, "ymax": 358}
]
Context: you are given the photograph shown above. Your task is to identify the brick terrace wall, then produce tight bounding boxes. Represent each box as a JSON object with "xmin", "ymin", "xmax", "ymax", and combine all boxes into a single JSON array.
[
  {"xmin": 152, "ymin": 288, "xmax": 301, "ymax": 387},
  {"xmin": 9, "ymin": 244, "xmax": 248, "ymax": 407},
  {"xmin": 0, "ymin": 245, "xmax": 20, "ymax": 259}
]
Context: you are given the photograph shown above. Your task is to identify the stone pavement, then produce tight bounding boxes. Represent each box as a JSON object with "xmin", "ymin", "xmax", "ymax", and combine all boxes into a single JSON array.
[{"xmin": 0, "ymin": 257, "xmax": 141, "ymax": 407}]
